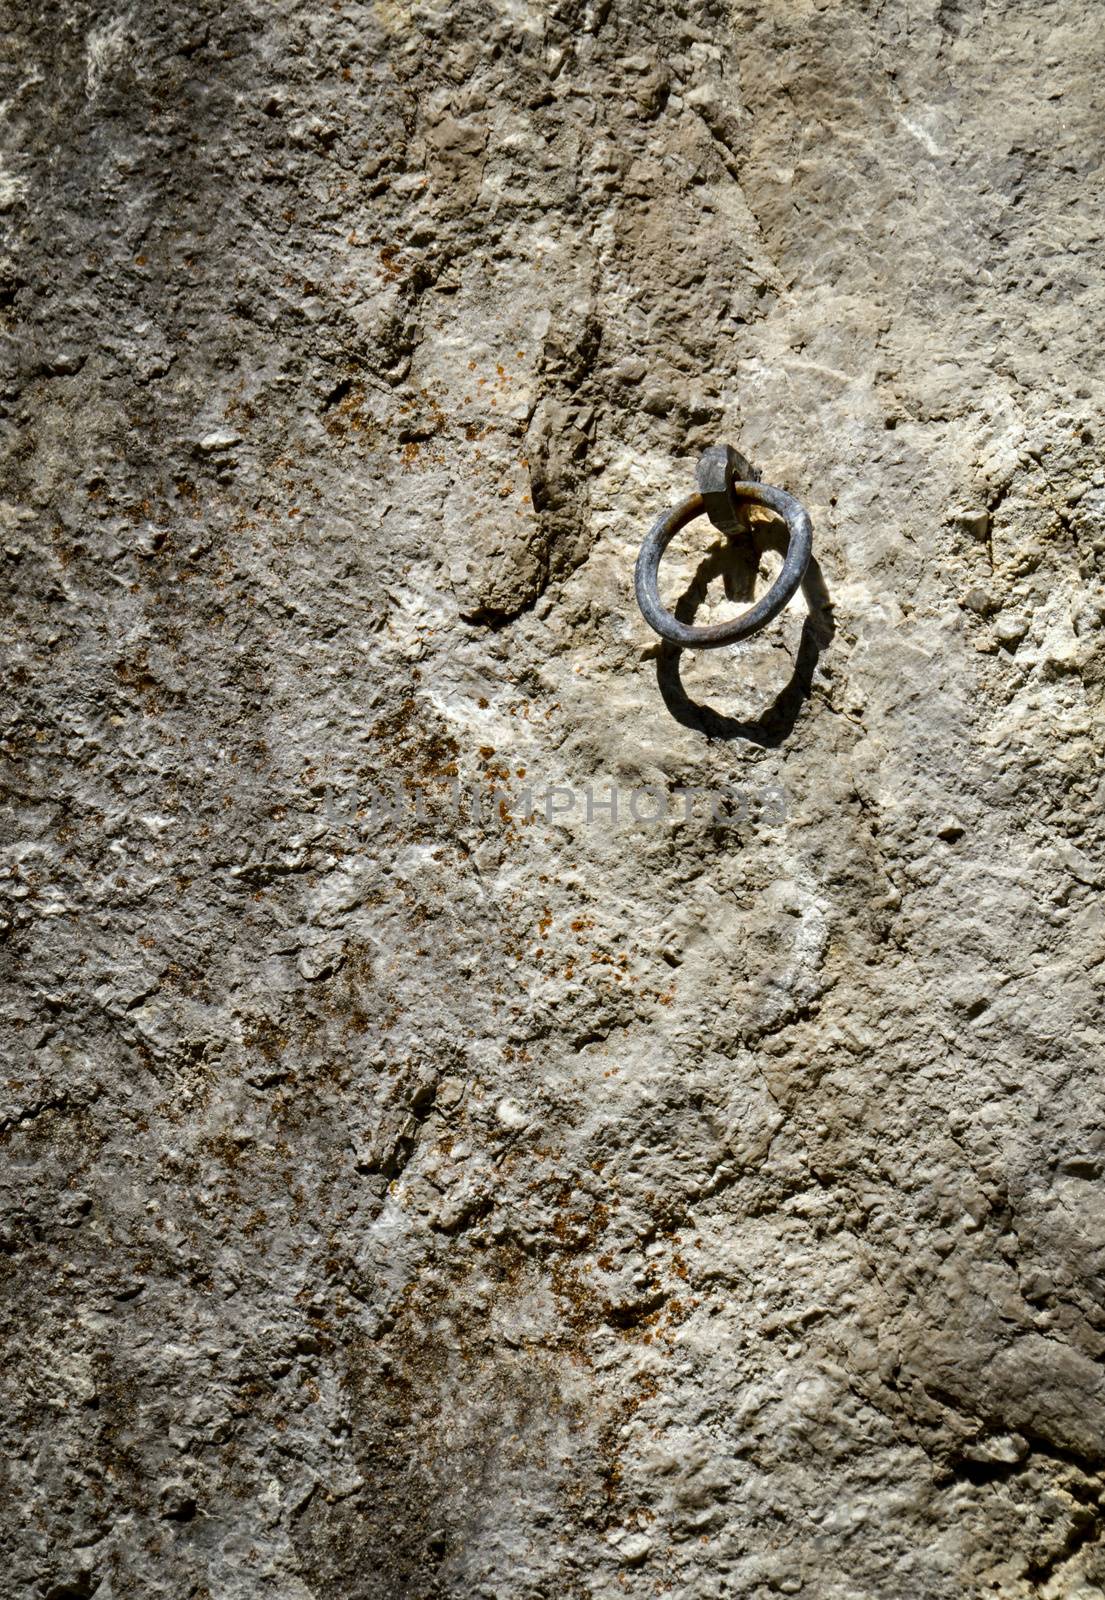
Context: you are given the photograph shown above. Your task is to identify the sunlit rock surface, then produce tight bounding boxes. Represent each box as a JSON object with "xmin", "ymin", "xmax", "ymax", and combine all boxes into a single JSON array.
[{"xmin": 2, "ymin": 1, "xmax": 1104, "ymax": 1595}]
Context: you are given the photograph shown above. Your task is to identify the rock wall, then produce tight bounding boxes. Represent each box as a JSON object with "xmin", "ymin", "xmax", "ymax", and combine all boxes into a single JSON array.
[{"xmin": 2, "ymin": 0, "xmax": 1104, "ymax": 1596}]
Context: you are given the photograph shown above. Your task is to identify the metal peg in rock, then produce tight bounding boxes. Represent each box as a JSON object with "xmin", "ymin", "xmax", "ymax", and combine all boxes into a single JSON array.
[{"xmin": 634, "ymin": 445, "xmax": 814, "ymax": 650}]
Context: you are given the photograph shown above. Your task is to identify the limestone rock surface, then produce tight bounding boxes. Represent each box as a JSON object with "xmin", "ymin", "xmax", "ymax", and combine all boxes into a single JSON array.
[{"xmin": 2, "ymin": 1, "xmax": 1104, "ymax": 1597}]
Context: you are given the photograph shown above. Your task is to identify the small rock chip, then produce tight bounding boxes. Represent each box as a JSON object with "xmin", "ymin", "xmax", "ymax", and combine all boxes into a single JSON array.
[
  {"xmin": 962, "ymin": 1433, "xmax": 1027, "ymax": 1465},
  {"xmin": 297, "ymin": 942, "xmax": 344, "ymax": 981},
  {"xmin": 614, "ymin": 1532, "xmax": 652, "ymax": 1566},
  {"xmin": 993, "ymin": 613, "xmax": 1029, "ymax": 646},
  {"xmin": 197, "ymin": 429, "xmax": 242, "ymax": 453},
  {"xmin": 952, "ymin": 507, "xmax": 990, "ymax": 537},
  {"xmin": 496, "ymin": 1098, "xmax": 528, "ymax": 1129},
  {"xmin": 962, "ymin": 585, "xmax": 997, "ymax": 615}
]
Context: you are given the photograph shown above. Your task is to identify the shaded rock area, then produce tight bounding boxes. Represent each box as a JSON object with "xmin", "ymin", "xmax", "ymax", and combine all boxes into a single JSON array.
[{"xmin": 1, "ymin": 0, "xmax": 1104, "ymax": 1596}]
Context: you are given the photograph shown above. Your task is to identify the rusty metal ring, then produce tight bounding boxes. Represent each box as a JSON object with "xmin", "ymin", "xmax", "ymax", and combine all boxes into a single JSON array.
[{"xmin": 634, "ymin": 479, "xmax": 814, "ymax": 651}]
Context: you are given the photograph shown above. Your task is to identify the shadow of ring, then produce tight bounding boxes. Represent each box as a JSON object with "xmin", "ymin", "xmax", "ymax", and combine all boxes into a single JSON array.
[{"xmin": 648, "ymin": 521, "xmax": 835, "ymax": 746}]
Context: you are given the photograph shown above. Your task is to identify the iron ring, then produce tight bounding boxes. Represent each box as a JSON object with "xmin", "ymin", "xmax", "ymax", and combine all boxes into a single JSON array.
[{"xmin": 634, "ymin": 481, "xmax": 814, "ymax": 651}]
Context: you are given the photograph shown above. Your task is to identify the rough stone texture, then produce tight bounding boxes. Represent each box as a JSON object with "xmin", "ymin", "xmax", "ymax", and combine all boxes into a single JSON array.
[{"xmin": 2, "ymin": 0, "xmax": 1104, "ymax": 1596}]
